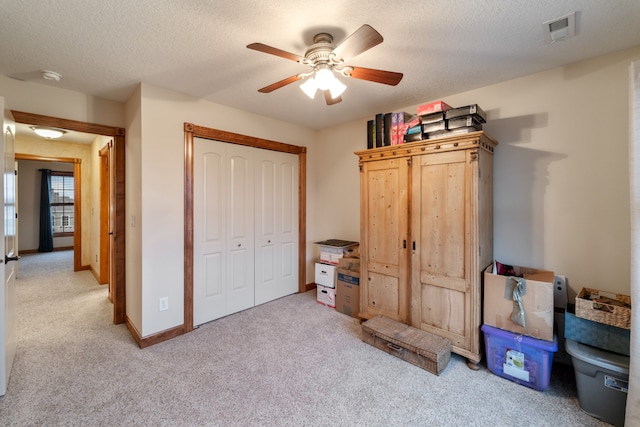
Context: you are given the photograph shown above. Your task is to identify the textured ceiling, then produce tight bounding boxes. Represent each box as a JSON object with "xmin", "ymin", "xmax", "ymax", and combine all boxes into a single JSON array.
[{"xmin": 1, "ymin": 0, "xmax": 639, "ymax": 133}]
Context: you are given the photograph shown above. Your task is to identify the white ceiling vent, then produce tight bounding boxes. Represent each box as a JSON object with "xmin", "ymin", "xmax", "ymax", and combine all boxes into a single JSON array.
[{"xmin": 543, "ymin": 11, "xmax": 576, "ymax": 43}]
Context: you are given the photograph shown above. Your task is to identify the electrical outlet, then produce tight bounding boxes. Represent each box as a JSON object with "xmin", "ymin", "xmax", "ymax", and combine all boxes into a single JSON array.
[
  {"xmin": 554, "ymin": 275, "xmax": 568, "ymax": 308},
  {"xmin": 159, "ymin": 297, "xmax": 169, "ymax": 311}
]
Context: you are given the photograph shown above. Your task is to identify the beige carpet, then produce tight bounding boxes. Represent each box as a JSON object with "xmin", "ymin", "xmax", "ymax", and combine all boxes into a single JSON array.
[{"xmin": 0, "ymin": 251, "xmax": 608, "ymax": 426}]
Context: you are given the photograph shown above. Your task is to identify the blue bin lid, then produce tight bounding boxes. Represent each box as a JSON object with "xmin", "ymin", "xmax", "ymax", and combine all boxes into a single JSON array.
[
  {"xmin": 565, "ymin": 338, "xmax": 629, "ymax": 374},
  {"xmin": 481, "ymin": 324, "xmax": 558, "ymax": 351}
]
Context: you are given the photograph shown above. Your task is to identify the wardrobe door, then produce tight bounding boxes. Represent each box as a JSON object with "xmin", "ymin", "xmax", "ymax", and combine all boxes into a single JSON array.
[
  {"xmin": 359, "ymin": 157, "xmax": 410, "ymax": 322},
  {"xmin": 411, "ymin": 149, "xmax": 476, "ymax": 360},
  {"xmin": 255, "ymin": 150, "xmax": 299, "ymax": 305}
]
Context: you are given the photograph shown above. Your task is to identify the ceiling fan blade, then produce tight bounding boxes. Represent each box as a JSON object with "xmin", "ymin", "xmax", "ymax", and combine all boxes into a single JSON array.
[
  {"xmin": 324, "ymin": 91, "xmax": 342, "ymax": 106},
  {"xmin": 332, "ymin": 24, "xmax": 383, "ymax": 61},
  {"xmin": 247, "ymin": 43, "xmax": 305, "ymax": 63},
  {"xmin": 258, "ymin": 75, "xmax": 302, "ymax": 93},
  {"xmin": 347, "ymin": 66, "xmax": 403, "ymax": 86}
]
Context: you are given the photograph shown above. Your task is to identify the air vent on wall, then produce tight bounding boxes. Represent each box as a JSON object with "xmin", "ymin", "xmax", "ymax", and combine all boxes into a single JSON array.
[{"xmin": 542, "ymin": 11, "xmax": 576, "ymax": 43}]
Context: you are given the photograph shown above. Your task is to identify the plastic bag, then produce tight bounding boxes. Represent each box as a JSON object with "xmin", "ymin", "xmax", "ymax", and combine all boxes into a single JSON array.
[{"xmin": 510, "ymin": 276, "xmax": 526, "ymax": 327}]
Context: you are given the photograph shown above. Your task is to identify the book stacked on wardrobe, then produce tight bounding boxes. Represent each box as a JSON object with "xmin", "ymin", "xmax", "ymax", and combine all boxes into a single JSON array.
[
  {"xmin": 366, "ymin": 102, "xmax": 487, "ymax": 148},
  {"xmin": 425, "ymin": 104, "xmax": 486, "ymax": 140},
  {"xmin": 366, "ymin": 111, "xmax": 416, "ymax": 148}
]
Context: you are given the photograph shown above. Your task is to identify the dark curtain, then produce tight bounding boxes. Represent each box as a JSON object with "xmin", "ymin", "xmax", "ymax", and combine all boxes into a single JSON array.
[{"xmin": 38, "ymin": 169, "xmax": 54, "ymax": 252}]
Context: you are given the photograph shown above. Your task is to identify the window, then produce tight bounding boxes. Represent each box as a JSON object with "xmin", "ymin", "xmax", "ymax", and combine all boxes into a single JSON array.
[{"xmin": 50, "ymin": 171, "xmax": 74, "ymax": 236}]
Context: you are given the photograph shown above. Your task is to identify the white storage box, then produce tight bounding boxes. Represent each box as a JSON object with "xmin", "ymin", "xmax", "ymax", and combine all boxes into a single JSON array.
[
  {"xmin": 315, "ymin": 262, "xmax": 337, "ymax": 288},
  {"xmin": 316, "ymin": 285, "xmax": 336, "ymax": 308},
  {"xmin": 315, "ymin": 239, "xmax": 359, "ymax": 265}
]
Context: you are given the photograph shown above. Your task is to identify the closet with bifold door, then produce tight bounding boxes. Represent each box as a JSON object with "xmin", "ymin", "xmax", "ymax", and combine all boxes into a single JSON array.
[{"xmin": 193, "ymin": 137, "xmax": 299, "ymax": 326}]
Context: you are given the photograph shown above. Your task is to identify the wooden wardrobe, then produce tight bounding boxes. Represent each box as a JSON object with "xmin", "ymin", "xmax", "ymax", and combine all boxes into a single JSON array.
[{"xmin": 355, "ymin": 131, "xmax": 497, "ymax": 368}]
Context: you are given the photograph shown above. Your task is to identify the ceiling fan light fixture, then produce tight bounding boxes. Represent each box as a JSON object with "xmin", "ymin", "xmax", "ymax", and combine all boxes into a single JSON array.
[
  {"xmin": 314, "ymin": 67, "xmax": 334, "ymax": 91},
  {"xmin": 31, "ymin": 126, "xmax": 66, "ymax": 139},
  {"xmin": 249, "ymin": 25, "xmax": 402, "ymax": 106},
  {"xmin": 328, "ymin": 78, "xmax": 346, "ymax": 99},
  {"xmin": 300, "ymin": 77, "xmax": 318, "ymax": 99}
]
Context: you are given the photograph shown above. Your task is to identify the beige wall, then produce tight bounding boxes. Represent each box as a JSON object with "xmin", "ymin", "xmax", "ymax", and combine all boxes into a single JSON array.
[
  {"xmin": 307, "ymin": 120, "xmax": 361, "ymax": 280},
  {"xmin": 316, "ymin": 45, "xmax": 640, "ymax": 302},
  {"xmin": 0, "ymin": 76, "xmax": 124, "ymax": 127},
  {"xmin": 124, "ymin": 85, "xmax": 142, "ymax": 332}
]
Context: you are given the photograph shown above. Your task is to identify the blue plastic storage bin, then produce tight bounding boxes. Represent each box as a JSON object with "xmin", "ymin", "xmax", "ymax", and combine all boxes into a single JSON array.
[{"xmin": 481, "ymin": 324, "xmax": 558, "ymax": 391}]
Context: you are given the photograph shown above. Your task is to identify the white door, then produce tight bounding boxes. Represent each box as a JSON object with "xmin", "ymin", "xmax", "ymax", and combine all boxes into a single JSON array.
[
  {"xmin": 255, "ymin": 151, "xmax": 298, "ymax": 305},
  {"xmin": 193, "ymin": 138, "xmax": 299, "ymax": 325},
  {"xmin": 193, "ymin": 139, "xmax": 225, "ymax": 326},
  {"xmin": 225, "ymin": 143, "xmax": 255, "ymax": 314},
  {"xmin": 193, "ymin": 139, "xmax": 254, "ymax": 325},
  {"xmin": 1, "ymin": 102, "xmax": 17, "ymax": 396}
]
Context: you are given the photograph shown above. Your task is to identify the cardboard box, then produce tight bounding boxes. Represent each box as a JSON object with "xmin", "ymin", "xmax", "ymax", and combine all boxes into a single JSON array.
[
  {"xmin": 317, "ymin": 285, "xmax": 336, "ymax": 308},
  {"xmin": 319, "ymin": 251, "xmax": 344, "ymax": 265},
  {"xmin": 338, "ymin": 256, "xmax": 360, "ymax": 272},
  {"xmin": 316, "ymin": 240, "xmax": 359, "ymax": 265},
  {"xmin": 335, "ymin": 268, "xmax": 360, "ymax": 318},
  {"xmin": 315, "ymin": 262, "xmax": 337, "ymax": 288},
  {"xmin": 483, "ymin": 264, "xmax": 555, "ymax": 341}
]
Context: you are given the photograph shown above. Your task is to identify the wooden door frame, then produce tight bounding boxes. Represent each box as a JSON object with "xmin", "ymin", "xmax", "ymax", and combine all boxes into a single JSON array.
[
  {"xmin": 99, "ymin": 144, "xmax": 110, "ymax": 291},
  {"xmin": 11, "ymin": 111, "xmax": 126, "ymax": 325},
  {"xmin": 184, "ymin": 123, "xmax": 307, "ymax": 333},
  {"xmin": 14, "ymin": 154, "xmax": 82, "ymax": 264}
]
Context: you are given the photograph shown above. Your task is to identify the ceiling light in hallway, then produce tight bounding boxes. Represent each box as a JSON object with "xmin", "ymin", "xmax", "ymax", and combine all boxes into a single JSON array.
[{"xmin": 30, "ymin": 126, "xmax": 66, "ymax": 139}]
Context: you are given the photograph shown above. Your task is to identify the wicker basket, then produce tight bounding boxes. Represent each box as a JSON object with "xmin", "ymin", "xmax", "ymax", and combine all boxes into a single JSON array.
[{"xmin": 575, "ymin": 288, "xmax": 631, "ymax": 330}]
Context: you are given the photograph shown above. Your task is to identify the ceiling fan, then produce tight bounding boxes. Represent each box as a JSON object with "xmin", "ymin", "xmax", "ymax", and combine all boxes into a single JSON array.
[{"xmin": 247, "ymin": 24, "xmax": 403, "ymax": 105}]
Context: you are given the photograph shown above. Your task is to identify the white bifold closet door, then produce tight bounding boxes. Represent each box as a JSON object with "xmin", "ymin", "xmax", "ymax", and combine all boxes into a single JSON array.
[
  {"xmin": 193, "ymin": 138, "xmax": 298, "ymax": 326},
  {"xmin": 254, "ymin": 149, "xmax": 299, "ymax": 305}
]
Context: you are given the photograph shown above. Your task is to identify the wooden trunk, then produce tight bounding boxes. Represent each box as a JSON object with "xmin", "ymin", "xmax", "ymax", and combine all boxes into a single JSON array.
[
  {"xmin": 362, "ymin": 315, "xmax": 451, "ymax": 375},
  {"xmin": 356, "ymin": 132, "xmax": 497, "ymax": 367}
]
